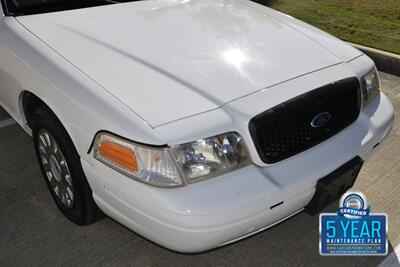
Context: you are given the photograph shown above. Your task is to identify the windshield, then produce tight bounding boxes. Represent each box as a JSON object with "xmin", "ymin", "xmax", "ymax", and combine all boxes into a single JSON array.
[{"xmin": 2, "ymin": 0, "xmax": 140, "ymax": 16}]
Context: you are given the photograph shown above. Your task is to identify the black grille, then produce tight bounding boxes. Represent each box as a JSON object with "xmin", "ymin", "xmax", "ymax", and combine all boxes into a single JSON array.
[{"xmin": 249, "ymin": 77, "xmax": 361, "ymax": 164}]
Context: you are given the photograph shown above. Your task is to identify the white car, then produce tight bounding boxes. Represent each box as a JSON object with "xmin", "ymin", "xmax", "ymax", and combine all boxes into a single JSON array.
[{"xmin": 0, "ymin": 0, "xmax": 395, "ymax": 253}]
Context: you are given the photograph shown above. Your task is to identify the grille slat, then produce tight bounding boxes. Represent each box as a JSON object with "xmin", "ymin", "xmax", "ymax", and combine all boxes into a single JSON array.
[{"xmin": 249, "ymin": 77, "xmax": 361, "ymax": 164}]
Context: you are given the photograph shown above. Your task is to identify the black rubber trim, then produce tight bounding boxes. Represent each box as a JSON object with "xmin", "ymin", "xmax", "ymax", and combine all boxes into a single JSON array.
[{"xmin": 87, "ymin": 130, "xmax": 168, "ymax": 154}]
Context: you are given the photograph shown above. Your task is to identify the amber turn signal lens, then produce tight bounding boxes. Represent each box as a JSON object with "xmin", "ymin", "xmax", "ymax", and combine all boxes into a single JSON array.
[{"xmin": 99, "ymin": 141, "xmax": 138, "ymax": 172}]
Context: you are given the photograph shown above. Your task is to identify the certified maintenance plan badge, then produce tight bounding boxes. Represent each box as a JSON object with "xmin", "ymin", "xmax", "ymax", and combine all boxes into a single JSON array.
[{"xmin": 320, "ymin": 192, "xmax": 388, "ymax": 255}]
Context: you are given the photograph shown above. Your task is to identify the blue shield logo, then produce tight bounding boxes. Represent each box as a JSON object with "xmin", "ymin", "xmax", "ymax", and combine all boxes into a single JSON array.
[{"xmin": 311, "ymin": 112, "xmax": 331, "ymax": 128}]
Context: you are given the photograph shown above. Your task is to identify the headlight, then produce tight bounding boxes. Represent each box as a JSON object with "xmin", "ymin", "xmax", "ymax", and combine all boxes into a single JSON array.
[
  {"xmin": 361, "ymin": 68, "xmax": 380, "ymax": 107},
  {"xmin": 171, "ymin": 132, "xmax": 250, "ymax": 183},
  {"xmin": 93, "ymin": 133, "xmax": 182, "ymax": 187},
  {"xmin": 93, "ymin": 132, "xmax": 251, "ymax": 187}
]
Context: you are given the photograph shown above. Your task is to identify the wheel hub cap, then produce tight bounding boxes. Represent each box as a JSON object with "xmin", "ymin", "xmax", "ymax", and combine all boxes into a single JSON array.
[
  {"xmin": 38, "ymin": 130, "xmax": 74, "ymax": 208},
  {"xmin": 49, "ymin": 155, "xmax": 62, "ymax": 183}
]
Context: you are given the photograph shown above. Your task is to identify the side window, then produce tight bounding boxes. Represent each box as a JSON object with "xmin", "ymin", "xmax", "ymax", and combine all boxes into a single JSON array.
[
  {"xmin": 0, "ymin": 0, "xmax": 12, "ymax": 16},
  {"xmin": 0, "ymin": 0, "xmax": 13, "ymax": 16},
  {"xmin": 0, "ymin": 0, "xmax": 4, "ymax": 15}
]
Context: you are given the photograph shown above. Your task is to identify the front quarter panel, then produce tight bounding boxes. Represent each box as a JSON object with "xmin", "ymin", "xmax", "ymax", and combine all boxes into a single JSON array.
[{"xmin": 0, "ymin": 17, "xmax": 164, "ymax": 162}]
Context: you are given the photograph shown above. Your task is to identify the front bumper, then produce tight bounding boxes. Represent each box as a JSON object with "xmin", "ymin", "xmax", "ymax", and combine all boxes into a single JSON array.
[{"xmin": 82, "ymin": 92, "xmax": 394, "ymax": 253}]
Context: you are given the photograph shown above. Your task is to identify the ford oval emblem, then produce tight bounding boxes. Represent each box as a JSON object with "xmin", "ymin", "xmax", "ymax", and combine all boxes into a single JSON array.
[{"xmin": 311, "ymin": 112, "xmax": 331, "ymax": 128}]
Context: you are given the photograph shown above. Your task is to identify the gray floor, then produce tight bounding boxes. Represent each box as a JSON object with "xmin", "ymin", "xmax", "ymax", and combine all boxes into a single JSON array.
[
  {"xmin": 0, "ymin": 73, "xmax": 399, "ymax": 266},
  {"xmin": 0, "ymin": 108, "xmax": 10, "ymax": 121}
]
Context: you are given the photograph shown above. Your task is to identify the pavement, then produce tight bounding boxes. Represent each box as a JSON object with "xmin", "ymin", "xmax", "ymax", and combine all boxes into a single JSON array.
[{"xmin": 0, "ymin": 72, "xmax": 399, "ymax": 266}]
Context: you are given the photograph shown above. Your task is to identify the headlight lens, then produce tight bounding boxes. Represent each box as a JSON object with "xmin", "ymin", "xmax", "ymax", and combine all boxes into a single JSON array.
[
  {"xmin": 361, "ymin": 68, "xmax": 380, "ymax": 107},
  {"xmin": 93, "ymin": 133, "xmax": 182, "ymax": 187},
  {"xmin": 93, "ymin": 132, "xmax": 251, "ymax": 186},
  {"xmin": 171, "ymin": 132, "xmax": 250, "ymax": 183}
]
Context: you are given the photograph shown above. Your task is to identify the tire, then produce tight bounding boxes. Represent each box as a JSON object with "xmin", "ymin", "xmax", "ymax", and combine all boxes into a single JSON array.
[{"xmin": 32, "ymin": 105, "xmax": 102, "ymax": 225}]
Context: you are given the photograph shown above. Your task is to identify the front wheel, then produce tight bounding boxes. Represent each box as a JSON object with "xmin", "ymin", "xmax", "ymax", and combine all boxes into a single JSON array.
[{"xmin": 32, "ymin": 106, "xmax": 102, "ymax": 225}]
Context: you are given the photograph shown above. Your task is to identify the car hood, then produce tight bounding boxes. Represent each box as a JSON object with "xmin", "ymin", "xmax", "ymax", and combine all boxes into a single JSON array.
[{"xmin": 17, "ymin": 0, "xmax": 360, "ymax": 127}]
